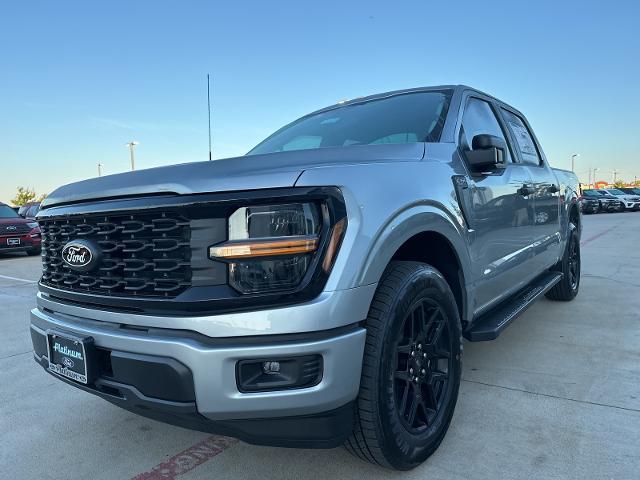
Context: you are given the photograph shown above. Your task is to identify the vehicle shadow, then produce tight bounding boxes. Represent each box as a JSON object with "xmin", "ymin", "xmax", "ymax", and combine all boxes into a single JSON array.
[{"xmin": 0, "ymin": 252, "xmax": 29, "ymax": 261}]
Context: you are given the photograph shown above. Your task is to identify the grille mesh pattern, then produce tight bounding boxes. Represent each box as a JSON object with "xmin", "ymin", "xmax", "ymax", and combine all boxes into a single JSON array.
[{"xmin": 40, "ymin": 211, "xmax": 192, "ymax": 297}]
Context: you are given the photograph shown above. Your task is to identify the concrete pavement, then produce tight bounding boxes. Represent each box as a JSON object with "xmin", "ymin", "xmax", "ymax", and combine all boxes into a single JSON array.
[{"xmin": 1, "ymin": 212, "xmax": 639, "ymax": 479}]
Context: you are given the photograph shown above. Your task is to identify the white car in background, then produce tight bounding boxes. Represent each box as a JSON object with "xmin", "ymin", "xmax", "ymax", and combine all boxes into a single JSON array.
[{"xmin": 599, "ymin": 188, "xmax": 640, "ymax": 211}]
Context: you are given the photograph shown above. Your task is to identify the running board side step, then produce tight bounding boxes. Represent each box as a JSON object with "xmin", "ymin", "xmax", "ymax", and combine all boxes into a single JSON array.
[{"xmin": 464, "ymin": 272, "xmax": 563, "ymax": 342}]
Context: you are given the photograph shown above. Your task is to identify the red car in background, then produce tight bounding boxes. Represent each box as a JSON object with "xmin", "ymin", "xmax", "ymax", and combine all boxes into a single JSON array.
[{"xmin": 0, "ymin": 202, "xmax": 41, "ymax": 255}]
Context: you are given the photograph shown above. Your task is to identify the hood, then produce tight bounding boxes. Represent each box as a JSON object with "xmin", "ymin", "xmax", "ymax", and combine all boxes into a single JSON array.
[{"xmin": 43, "ymin": 143, "xmax": 424, "ymax": 208}]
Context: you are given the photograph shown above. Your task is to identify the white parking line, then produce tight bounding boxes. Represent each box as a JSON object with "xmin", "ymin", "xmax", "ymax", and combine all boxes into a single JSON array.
[{"xmin": 0, "ymin": 274, "xmax": 37, "ymax": 284}]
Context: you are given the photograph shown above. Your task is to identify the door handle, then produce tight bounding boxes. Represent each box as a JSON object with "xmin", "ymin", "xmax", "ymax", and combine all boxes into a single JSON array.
[{"xmin": 518, "ymin": 184, "xmax": 532, "ymax": 197}]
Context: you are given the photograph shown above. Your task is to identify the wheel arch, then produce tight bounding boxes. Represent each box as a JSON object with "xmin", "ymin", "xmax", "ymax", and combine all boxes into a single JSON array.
[
  {"xmin": 568, "ymin": 200, "xmax": 581, "ymax": 236},
  {"xmin": 357, "ymin": 207, "xmax": 471, "ymax": 323}
]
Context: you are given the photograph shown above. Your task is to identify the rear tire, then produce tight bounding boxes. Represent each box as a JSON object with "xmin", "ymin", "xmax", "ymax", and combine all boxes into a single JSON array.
[
  {"xmin": 345, "ymin": 261, "xmax": 462, "ymax": 470},
  {"xmin": 546, "ymin": 222, "xmax": 580, "ymax": 301}
]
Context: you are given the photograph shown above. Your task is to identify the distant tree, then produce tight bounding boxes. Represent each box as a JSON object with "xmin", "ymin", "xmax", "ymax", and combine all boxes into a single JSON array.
[
  {"xmin": 11, "ymin": 186, "xmax": 37, "ymax": 206},
  {"xmin": 613, "ymin": 179, "xmax": 626, "ymax": 188}
]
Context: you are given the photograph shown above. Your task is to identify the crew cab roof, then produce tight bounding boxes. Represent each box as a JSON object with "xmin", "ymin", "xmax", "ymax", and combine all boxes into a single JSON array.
[{"xmin": 308, "ymin": 85, "xmax": 525, "ymax": 120}]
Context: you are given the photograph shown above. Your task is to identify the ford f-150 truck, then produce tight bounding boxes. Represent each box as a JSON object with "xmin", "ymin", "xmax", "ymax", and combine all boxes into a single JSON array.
[{"xmin": 30, "ymin": 85, "xmax": 581, "ymax": 470}]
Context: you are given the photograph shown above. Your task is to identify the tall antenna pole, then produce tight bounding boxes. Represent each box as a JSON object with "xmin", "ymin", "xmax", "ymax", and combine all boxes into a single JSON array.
[
  {"xmin": 207, "ymin": 74, "xmax": 212, "ymax": 161},
  {"xmin": 125, "ymin": 141, "xmax": 139, "ymax": 171},
  {"xmin": 97, "ymin": 163, "xmax": 103, "ymax": 177}
]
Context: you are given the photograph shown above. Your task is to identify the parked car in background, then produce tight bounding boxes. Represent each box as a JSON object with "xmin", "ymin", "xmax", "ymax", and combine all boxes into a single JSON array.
[
  {"xmin": 581, "ymin": 189, "xmax": 622, "ymax": 212},
  {"xmin": 620, "ymin": 187, "xmax": 640, "ymax": 197},
  {"xmin": 579, "ymin": 194, "xmax": 600, "ymax": 214},
  {"xmin": 0, "ymin": 202, "xmax": 41, "ymax": 255},
  {"xmin": 18, "ymin": 202, "xmax": 41, "ymax": 219},
  {"xmin": 598, "ymin": 188, "xmax": 640, "ymax": 211}
]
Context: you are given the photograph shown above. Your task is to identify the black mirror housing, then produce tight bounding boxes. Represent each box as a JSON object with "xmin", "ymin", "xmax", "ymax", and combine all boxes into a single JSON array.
[{"xmin": 466, "ymin": 134, "xmax": 508, "ymax": 171}]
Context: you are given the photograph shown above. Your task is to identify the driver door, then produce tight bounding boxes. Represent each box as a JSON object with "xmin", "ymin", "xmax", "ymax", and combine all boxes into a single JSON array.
[{"xmin": 455, "ymin": 96, "xmax": 537, "ymax": 314}]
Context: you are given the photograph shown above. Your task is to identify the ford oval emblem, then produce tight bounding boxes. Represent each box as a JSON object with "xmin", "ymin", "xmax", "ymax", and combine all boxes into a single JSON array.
[
  {"xmin": 61, "ymin": 240, "xmax": 96, "ymax": 271},
  {"xmin": 62, "ymin": 357, "xmax": 75, "ymax": 368}
]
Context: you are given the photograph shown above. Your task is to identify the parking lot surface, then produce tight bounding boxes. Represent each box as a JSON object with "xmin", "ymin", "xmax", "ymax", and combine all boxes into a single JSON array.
[{"xmin": 1, "ymin": 212, "xmax": 639, "ymax": 479}]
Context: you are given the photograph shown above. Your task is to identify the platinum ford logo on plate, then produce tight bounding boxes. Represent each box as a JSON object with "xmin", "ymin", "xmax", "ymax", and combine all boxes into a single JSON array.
[{"xmin": 61, "ymin": 240, "xmax": 98, "ymax": 271}]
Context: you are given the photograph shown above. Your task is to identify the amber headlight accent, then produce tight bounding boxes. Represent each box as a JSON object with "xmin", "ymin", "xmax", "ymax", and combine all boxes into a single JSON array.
[
  {"xmin": 209, "ymin": 203, "xmax": 331, "ymax": 294},
  {"xmin": 209, "ymin": 236, "xmax": 319, "ymax": 259}
]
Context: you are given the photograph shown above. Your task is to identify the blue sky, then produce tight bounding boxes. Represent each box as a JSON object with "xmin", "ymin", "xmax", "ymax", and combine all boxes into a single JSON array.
[{"xmin": 1, "ymin": 0, "xmax": 639, "ymax": 203}]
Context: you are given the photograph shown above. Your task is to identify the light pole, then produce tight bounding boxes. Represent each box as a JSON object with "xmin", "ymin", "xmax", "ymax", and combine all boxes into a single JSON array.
[
  {"xmin": 97, "ymin": 163, "xmax": 103, "ymax": 177},
  {"xmin": 590, "ymin": 167, "xmax": 599, "ymax": 188},
  {"xmin": 571, "ymin": 153, "xmax": 580, "ymax": 172},
  {"xmin": 125, "ymin": 141, "xmax": 139, "ymax": 171}
]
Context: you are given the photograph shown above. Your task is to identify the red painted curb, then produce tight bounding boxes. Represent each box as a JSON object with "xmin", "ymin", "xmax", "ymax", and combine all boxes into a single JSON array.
[{"xmin": 131, "ymin": 435, "xmax": 238, "ymax": 480}]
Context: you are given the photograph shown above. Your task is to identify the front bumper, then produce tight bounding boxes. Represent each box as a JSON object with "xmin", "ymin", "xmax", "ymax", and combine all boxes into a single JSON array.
[
  {"xmin": 581, "ymin": 202, "xmax": 599, "ymax": 212},
  {"xmin": 0, "ymin": 233, "xmax": 41, "ymax": 253},
  {"xmin": 30, "ymin": 303, "xmax": 366, "ymax": 447},
  {"xmin": 602, "ymin": 201, "xmax": 620, "ymax": 211}
]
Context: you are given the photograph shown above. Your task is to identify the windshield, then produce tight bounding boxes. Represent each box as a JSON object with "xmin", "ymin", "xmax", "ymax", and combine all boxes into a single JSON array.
[
  {"xmin": 26, "ymin": 204, "xmax": 40, "ymax": 217},
  {"xmin": 248, "ymin": 90, "xmax": 453, "ymax": 156},
  {"xmin": 607, "ymin": 189, "xmax": 625, "ymax": 195},
  {"xmin": 0, "ymin": 205, "xmax": 20, "ymax": 218},
  {"xmin": 583, "ymin": 190, "xmax": 600, "ymax": 197}
]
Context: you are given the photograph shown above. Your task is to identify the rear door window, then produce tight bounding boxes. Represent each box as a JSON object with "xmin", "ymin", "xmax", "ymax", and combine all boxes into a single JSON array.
[{"xmin": 500, "ymin": 109, "xmax": 541, "ymax": 166}]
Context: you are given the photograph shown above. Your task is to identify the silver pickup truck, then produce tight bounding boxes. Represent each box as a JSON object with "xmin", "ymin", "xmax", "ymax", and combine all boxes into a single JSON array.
[{"xmin": 30, "ymin": 85, "xmax": 580, "ymax": 470}]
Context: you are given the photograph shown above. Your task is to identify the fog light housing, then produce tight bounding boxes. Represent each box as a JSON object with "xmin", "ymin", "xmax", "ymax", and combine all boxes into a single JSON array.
[{"xmin": 236, "ymin": 355, "xmax": 323, "ymax": 392}]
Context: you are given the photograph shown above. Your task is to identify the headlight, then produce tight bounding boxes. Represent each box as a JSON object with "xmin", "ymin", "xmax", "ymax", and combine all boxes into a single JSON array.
[
  {"xmin": 208, "ymin": 202, "xmax": 344, "ymax": 294},
  {"xmin": 27, "ymin": 222, "xmax": 39, "ymax": 228}
]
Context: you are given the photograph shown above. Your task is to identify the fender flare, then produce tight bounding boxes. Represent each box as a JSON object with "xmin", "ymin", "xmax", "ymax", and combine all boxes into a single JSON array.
[{"xmin": 356, "ymin": 202, "xmax": 472, "ymax": 319}]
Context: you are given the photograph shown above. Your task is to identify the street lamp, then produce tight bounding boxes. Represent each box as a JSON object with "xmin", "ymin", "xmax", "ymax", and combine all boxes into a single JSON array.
[
  {"xmin": 125, "ymin": 141, "xmax": 139, "ymax": 171},
  {"xmin": 571, "ymin": 153, "xmax": 580, "ymax": 172},
  {"xmin": 590, "ymin": 167, "xmax": 599, "ymax": 188}
]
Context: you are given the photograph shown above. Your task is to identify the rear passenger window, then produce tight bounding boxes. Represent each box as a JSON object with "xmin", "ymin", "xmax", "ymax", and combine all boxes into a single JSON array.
[{"xmin": 501, "ymin": 109, "xmax": 541, "ymax": 166}]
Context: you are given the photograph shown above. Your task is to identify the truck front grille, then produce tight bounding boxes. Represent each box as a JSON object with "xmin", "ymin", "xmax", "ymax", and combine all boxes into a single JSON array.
[{"xmin": 39, "ymin": 211, "xmax": 192, "ymax": 297}]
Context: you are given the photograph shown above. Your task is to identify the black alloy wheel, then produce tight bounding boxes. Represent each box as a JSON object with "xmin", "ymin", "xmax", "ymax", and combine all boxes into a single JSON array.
[
  {"xmin": 567, "ymin": 233, "xmax": 580, "ymax": 291},
  {"xmin": 546, "ymin": 222, "xmax": 581, "ymax": 301},
  {"xmin": 394, "ymin": 299, "xmax": 452, "ymax": 433},
  {"xmin": 345, "ymin": 261, "xmax": 462, "ymax": 470}
]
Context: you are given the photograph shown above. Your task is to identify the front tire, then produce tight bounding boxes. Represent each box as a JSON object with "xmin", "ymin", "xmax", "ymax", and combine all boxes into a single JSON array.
[
  {"xmin": 546, "ymin": 222, "xmax": 580, "ymax": 301},
  {"xmin": 345, "ymin": 261, "xmax": 462, "ymax": 470},
  {"xmin": 27, "ymin": 247, "xmax": 41, "ymax": 256}
]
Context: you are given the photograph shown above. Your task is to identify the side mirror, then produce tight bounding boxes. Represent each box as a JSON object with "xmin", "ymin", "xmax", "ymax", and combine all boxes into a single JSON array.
[{"xmin": 466, "ymin": 134, "xmax": 507, "ymax": 171}]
